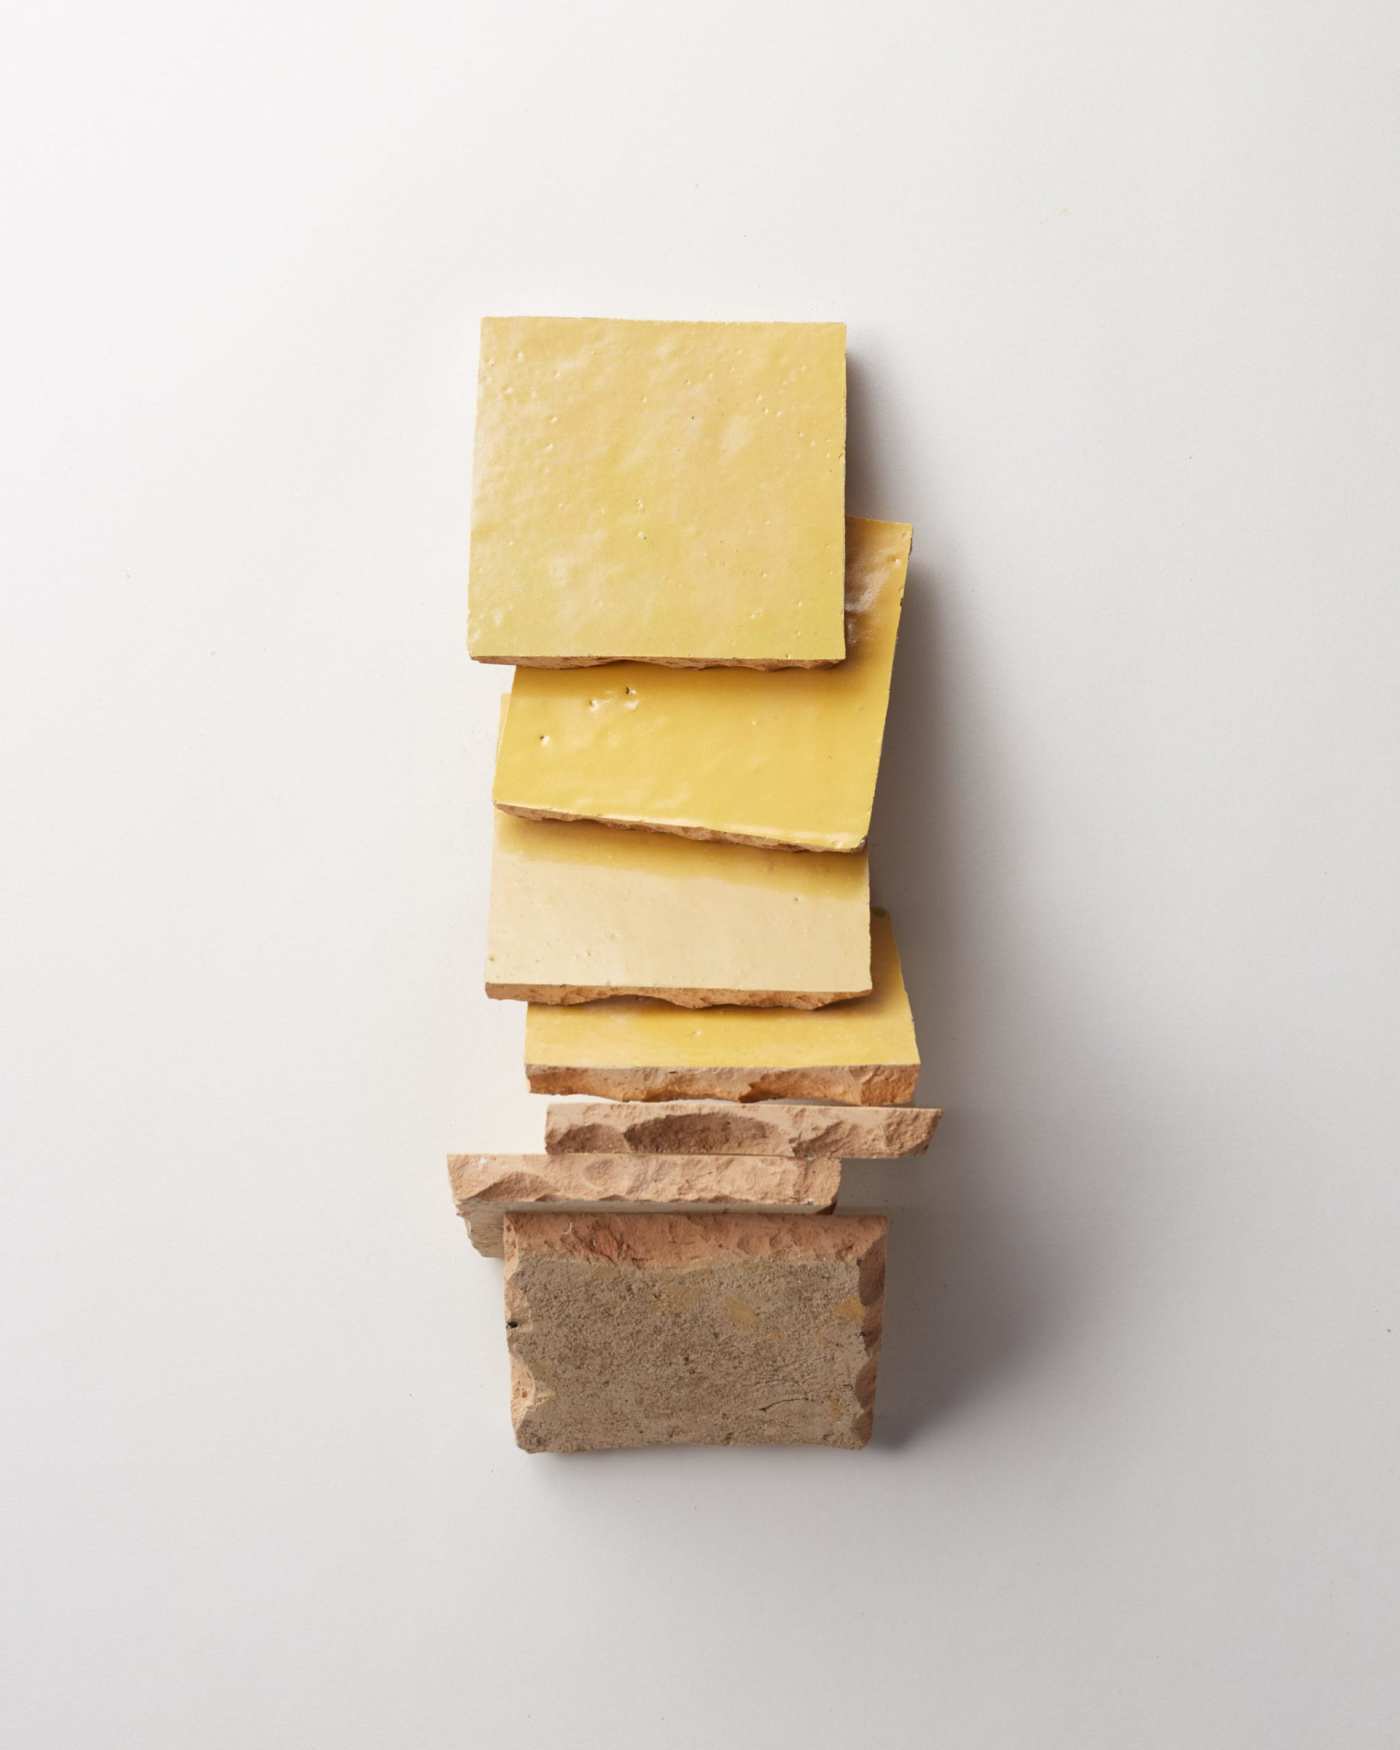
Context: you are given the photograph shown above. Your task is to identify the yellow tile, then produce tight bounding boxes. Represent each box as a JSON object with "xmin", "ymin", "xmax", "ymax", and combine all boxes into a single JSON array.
[
  {"xmin": 468, "ymin": 317, "xmax": 846, "ymax": 666},
  {"xmin": 495, "ymin": 516, "xmax": 911, "ymax": 852},
  {"xmin": 524, "ymin": 910, "xmax": 919, "ymax": 1105},
  {"xmin": 487, "ymin": 808, "xmax": 871, "ymax": 1007}
]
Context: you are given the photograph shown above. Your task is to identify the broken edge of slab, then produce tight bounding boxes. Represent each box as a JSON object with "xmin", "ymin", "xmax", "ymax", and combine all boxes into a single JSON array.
[
  {"xmin": 525, "ymin": 1062, "xmax": 920, "ymax": 1105},
  {"xmin": 487, "ymin": 980, "xmax": 871, "ymax": 1010},
  {"xmin": 448, "ymin": 1153, "xmax": 842, "ymax": 1258},
  {"xmin": 544, "ymin": 1099, "xmax": 942, "ymax": 1158},
  {"xmin": 495, "ymin": 799, "xmax": 866, "ymax": 856},
  {"xmin": 473, "ymin": 652, "xmax": 842, "ymax": 671}
]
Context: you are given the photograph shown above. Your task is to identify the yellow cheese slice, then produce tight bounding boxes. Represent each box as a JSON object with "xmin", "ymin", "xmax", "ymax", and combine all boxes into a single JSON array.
[
  {"xmin": 468, "ymin": 316, "xmax": 847, "ymax": 666},
  {"xmin": 493, "ymin": 516, "xmax": 910, "ymax": 852},
  {"xmin": 487, "ymin": 809, "xmax": 871, "ymax": 1007},
  {"xmin": 524, "ymin": 909, "xmax": 919, "ymax": 1105}
]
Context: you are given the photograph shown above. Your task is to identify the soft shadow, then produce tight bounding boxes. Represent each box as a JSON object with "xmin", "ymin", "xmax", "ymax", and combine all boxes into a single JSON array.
[
  {"xmin": 847, "ymin": 511, "xmax": 1105, "ymax": 1448},
  {"xmin": 845, "ymin": 354, "xmax": 894, "ymax": 517},
  {"xmin": 862, "ymin": 578, "xmax": 1063, "ymax": 1446}
]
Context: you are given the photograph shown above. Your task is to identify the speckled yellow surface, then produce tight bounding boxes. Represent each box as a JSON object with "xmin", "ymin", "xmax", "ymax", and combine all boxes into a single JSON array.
[
  {"xmin": 468, "ymin": 316, "xmax": 846, "ymax": 665},
  {"xmin": 495, "ymin": 517, "xmax": 911, "ymax": 851}
]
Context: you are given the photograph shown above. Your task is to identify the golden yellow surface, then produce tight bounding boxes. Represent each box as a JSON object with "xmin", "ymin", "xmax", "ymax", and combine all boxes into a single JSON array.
[
  {"xmin": 467, "ymin": 317, "xmax": 846, "ymax": 665},
  {"xmin": 525, "ymin": 910, "xmax": 917, "ymax": 1070},
  {"xmin": 487, "ymin": 809, "xmax": 871, "ymax": 1002},
  {"xmin": 495, "ymin": 517, "xmax": 911, "ymax": 852}
]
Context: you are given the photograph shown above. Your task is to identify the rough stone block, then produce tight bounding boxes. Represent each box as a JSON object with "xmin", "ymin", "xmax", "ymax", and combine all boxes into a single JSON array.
[{"xmin": 503, "ymin": 1211, "xmax": 887, "ymax": 1451}]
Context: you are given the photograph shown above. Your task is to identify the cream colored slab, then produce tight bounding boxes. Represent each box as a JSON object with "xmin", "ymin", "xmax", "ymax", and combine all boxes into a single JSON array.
[
  {"xmin": 505, "ymin": 1211, "xmax": 887, "ymax": 1451},
  {"xmin": 493, "ymin": 517, "xmax": 910, "ymax": 852},
  {"xmin": 448, "ymin": 1153, "xmax": 840, "ymax": 1257},
  {"xmin": 544, "ymin": 1099, "xmax": 941, "ymax": 1158},
  {"xmin": 486, "ymin": 807, "xmax": 871, "ymax": 1009},
  {"xmin": 525, "ymin": 909, "xmax": 919, "ymax": 1105},
  {"xmin": 468, "ymin": 317, "xmax": 846, "ymax": 667}
]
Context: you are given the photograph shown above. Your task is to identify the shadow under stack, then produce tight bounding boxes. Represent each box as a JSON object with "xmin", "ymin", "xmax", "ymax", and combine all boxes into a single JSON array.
[{"xmin": 456, "ymin": 315, "xmax": 940, "ymax": 1451}]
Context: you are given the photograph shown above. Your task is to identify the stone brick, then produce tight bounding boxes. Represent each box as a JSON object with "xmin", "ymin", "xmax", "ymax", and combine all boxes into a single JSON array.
[{"xmin": 503, "ymin": 1211, "xmax": 887, "ymax": 1451}]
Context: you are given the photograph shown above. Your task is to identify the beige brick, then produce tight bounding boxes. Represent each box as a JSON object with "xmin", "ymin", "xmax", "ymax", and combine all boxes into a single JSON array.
[
  {"xmin": 448, "ymin": 1153, "xmax": 840, "ymax": 1258},
  {"xmin": 503, "ymin": 1211, "xmax": 887, "ymax": 1452},
  {"xmin": 544, "ymin": 1099, "xmax": 940, "ymax": 1159}
]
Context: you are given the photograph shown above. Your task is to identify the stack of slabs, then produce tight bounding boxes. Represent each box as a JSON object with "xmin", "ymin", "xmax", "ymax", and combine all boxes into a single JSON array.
[{"xmin": 455, "ymin": 316, "xmax": 940, "ymax": 1452}]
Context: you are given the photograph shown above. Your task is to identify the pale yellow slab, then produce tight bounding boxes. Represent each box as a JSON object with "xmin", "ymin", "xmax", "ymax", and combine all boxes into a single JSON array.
[
  {"xmin": 494, "ymin": 516, "xmax": 910, "ymax": 852},
  {"xmin": 487, "ymin": 808, "xmax": 871, "ymax": 1007},
  {"xmin": 525, "ymin": 909, "xmax": 919, "ymax": 1105},
  {"xmin": 468, "ymin": 316, "xmax": 846, "ymax": 666}
]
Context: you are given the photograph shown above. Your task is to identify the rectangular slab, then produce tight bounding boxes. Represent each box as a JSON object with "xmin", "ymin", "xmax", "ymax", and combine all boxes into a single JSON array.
[
  {"xmin": 468, "ymin": 316, "xmax": 846, "ymax": 667},
  {"xmin": 493, "ymin": 516, "xmax": 911, "ymax": 852},
  {"xmin": 525, "ymin": 908, "xmax": 919, "ymax": 1105},
  {"xmin": 504, "ymin": 1211, "xmax": 887, "ymax": 1451},
  {"xmin": 486, "ymin": 806, "xmax": 871, "ymax": 1009},
  {"xmin": 545, "ymin": 1099, "xmax": 941, "ymax": 1158},
  {"xmin": 448, "ymin": 1153, "xmax": 840, "ymax": 1257}
]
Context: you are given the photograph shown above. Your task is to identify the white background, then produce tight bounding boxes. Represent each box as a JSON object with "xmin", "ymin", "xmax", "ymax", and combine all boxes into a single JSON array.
[{"xmin": 3, "ymin": 2, "xmax": 1398, "ymax": 1744}]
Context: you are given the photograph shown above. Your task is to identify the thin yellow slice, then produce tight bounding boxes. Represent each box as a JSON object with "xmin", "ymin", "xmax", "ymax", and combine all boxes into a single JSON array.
[
  {"xmin": 487, "ymin": 809, "xmax": 871, "ymax": 1007},
  {"xmin": 494, "ymin": 517, "xmax": 910, "ymax": 852},
  {"xmin": 524, "ymin": 910, "xmax": 919, "ymax": 1106},
  {"xmin": 468, "ymin": 316, "xmax": 846, "ymax": 666}
]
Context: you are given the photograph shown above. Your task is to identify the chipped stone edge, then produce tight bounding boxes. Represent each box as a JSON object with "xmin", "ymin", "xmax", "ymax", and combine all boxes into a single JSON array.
[
  {"xmin": 449, "ymin": 1155, "xmax": 842, "ymax": 1259},
  {"xmin": 461, "ymin": 1188, "xmax": 839, "ymax": 1259},
  {"xmin": 847, "ymin": 1215, "xmax": 888, "ymax": 1449},
  {"xmin": 495, "ymin": 800, "xmax": 866, "ymax": 856},
  {"xmin": 487, "ymin": 980, "xmax": 871, "ymax": 1010},
  {"xmin": 543, "ymin": 1101, "xmax": 943, "ymax": 1158},
  {"xmin": 471, "ymin": 651, "xmax": 842, "ymax": 671},
  {"xmin": 525, "ymin": 1063, "xmax": 920, "ymax": 1106}
]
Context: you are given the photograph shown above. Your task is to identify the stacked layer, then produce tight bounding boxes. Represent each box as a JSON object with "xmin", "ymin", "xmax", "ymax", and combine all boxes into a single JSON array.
[{"xmin": 455, "ymin": 316, "xmax": 940, "ymax": 1452}]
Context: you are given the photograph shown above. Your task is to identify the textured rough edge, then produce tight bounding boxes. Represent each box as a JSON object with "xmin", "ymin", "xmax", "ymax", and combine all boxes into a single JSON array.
[
  {"xmin": 525, "ymin": 1062, "xmax": 920, "ymax": 1106},
  {"xmin": 486, "ymin": 980, "xmax": 868, "ymax": 1011},
  {"xmin": 495, "ymin": 798, "xmax": 864, "ymax": 856},
  {"xmin": 503, "ymin": 1211, "xmax": 886, "ymax": 1452},
  {"xmin": 448, "ymin": 1153, "xmax": 840, "ymax": 1257},
  {"xmin": 472, "ymin": 652, "xmax": 841, "ymax": 670},
  {"xmin": 545, "ymin": 1100, "xmax": 941, "ymax": 1158}
]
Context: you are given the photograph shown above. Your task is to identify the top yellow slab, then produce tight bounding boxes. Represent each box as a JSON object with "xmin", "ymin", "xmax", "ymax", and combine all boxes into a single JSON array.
[
  {"xmin": 494, "ymin": 517, "xmax": 911, "ymax": 853},
  {"xmin": 467, "ymin": 317, "xmax": 847, "ymax": 667}
]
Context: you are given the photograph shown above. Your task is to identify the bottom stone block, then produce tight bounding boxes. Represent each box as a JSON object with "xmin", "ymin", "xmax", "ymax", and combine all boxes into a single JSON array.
[{"xmin": 503, "ymin": 1211, "xmax": 887, "ymax": 1452}]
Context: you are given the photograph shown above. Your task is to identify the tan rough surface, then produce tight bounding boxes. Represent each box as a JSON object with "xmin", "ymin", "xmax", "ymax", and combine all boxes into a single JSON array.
[
  {"xmin": 525, "ymin": 1062, "xmax": 920, "ymax": 1105},
  {"xmin": 448, "ymin": 1153, "xmax": 840, "ymax": 1258},
  {"xmin": 544, "ymin": 1100, "xmax": 941, "ymax": 1158},
  {"xmin": 503, "ymin": 1212, "xmax": 886, "ymax": 1452}
]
